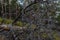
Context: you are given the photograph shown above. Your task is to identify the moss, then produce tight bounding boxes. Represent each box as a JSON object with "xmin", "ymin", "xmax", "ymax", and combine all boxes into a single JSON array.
[
  {"xmin": 16, "ymin": 21, "xmax": 23, "ymax": 27},
  {"xmin": 41, "ymin": 33, "xmax": 48, "ymax": 38},
  {"xmin": 53, "ymin": 32, "xmax": 60, "ymax": 40},
  {"xmin": 0, "ymin": 17, "xmax": 26, "ymax": 27},
  {"xmin": 30, "ymin": 24, "xmax": 36, "ymax": 29},
  {"xmin": 4, "ymin": 19, "xmax": 12, "ymax": 24},
  {"xmin": 0, "ymin": 17, "xmax": 36, "ymax": 28},
  {"xmin": 34, "ymin": 32, "xmax": 38, "ymax": 37},
  {"xmin": 24, "ymin": 23, "xmax": 30, "ymax": 27}
]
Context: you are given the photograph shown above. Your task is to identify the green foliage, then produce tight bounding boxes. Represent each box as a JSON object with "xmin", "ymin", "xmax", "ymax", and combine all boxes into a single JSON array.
[
  {"xmin": 41, "ymin": 33, "xmax": 48, "ymax": 38},
  {"xmin": 16, "ymin": 21, "xmax": 23, "ymax": 27},
  {"xmin": 4, "ymin": 19, "xmax": 12, "ymax": 24},
  {"xmin": 57, "ymin": 16, "xmax": 60, "ymax": 21},
  {"xmin": 30, "ymin": 24, "xmax": 36, "ymax": 29},
  {"xmin": 32, "ymin": 3, "xmax": 39, "ymax": 11},
  {"xmin": 56, "ymin": 14, "xmax": 60, "ymax": 23},
  {"xmin": 0, "ymin": 17, "xmax": 25, "ymax": 27},
  {"xmin": 57, "ymin": 8, "xmax": 60, "ymax": 11},
  {"xmin": 33, "ymin": 32, "xmax": 38, "ymax": 37},
  {"xmin": 11, "ymin": 0, "xmax": 17, "ymax": 4},
  {"xmin": 53, "ymin": 32, "xmax": 60, "ymax": 40}
]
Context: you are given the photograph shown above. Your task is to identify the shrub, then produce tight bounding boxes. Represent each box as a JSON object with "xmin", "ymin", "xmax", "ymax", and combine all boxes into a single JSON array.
[
  {"xmin": 41, "ymin": 33, "xmax": 48, "ymax": 38},
  {"xmin": 53, "ymin": 32, "xmax": 60, "ymax": 40},
  {"xmin": 16, "ymin": 21, "xmax": 23, "ymax": 27},
  {"xmin": 4, "ymin": 19, "xmax": 12, "ymax": 24}
]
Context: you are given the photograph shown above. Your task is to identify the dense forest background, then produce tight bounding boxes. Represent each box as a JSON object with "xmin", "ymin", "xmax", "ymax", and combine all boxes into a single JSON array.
[
  {"xmin": 0, "ymin": 0, "xmax": 60, "ymax": 26},
  {"xmin": 0, "ymin": 0, "xmax": 60, "ymax": 40}
]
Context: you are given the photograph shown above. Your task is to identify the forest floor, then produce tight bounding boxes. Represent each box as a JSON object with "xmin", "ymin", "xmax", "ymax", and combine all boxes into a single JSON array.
[{"xmin": 0, "ymin": 24, "xmax": 60, "ymax": 40}]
